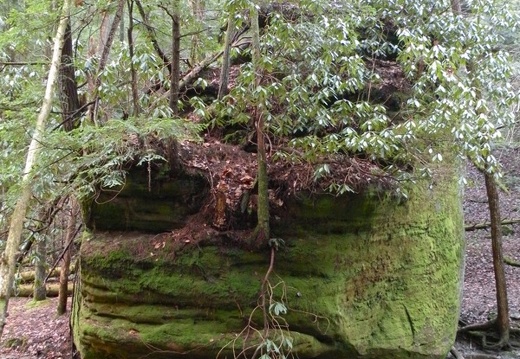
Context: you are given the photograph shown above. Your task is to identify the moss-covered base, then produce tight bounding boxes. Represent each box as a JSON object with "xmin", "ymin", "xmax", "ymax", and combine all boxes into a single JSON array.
[{"xmin": 73, "ymin": 170, "xmax": 464, "ymax": 359}]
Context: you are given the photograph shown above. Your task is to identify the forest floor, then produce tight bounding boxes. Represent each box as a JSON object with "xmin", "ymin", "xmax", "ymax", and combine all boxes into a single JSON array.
[{"xmin": 0, "ymin": 148, "xmax": 519, "ymax": 359}]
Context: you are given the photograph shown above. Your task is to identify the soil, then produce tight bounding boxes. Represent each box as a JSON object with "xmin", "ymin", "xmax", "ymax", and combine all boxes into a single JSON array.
[{"xmin": 0, "ymin": 146, "xmax": 518, "ymax": 359}]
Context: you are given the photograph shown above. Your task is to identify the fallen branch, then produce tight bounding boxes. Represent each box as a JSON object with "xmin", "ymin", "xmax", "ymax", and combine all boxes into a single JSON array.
[
  {"xmin": 158, "ymin": 50, "xmax": 223, "ymax": 103},
  {"xmin": 179, "ymin": 50, "xmax": 223, "ymax": 90},
  {"xmin": 504, "ymin": 256, "xmax": 520, "ymax": 267},
  {"xmin": 465, "ymin": 218, "xmax": 520, "ymax": 231}
]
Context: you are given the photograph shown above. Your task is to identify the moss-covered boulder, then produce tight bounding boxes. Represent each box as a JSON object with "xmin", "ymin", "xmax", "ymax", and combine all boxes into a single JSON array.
[{"xmin": 72, "ymin": 168, "xmax": 464, "ymax": 359}]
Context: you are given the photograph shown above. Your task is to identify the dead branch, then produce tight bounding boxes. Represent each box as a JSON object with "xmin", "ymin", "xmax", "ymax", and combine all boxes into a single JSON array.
[
  {"xmin": 159, "ymin": 50, "xmax": 223, "ymax": 102},
  {"xmin": 504, "ymin": 257, "xmax": 520, "ymax": 268},
  {"xmin": 465, "ymin": 218, "xmax": 520, "ymax": 231}
]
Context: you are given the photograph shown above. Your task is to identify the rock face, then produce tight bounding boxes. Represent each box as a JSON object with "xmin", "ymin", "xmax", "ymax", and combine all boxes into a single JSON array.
[{"xmin": 72, "ymin": 165, "xmax": 465, "ymax": 359}]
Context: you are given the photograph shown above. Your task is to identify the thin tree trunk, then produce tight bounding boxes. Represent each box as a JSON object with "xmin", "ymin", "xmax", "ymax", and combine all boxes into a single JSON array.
[
  {"xmin": 57, "ymin": 199, "xmax": 77, "ymax": 315},
  {"xmin": 0, "ymin": 0, "xmax": 71, "ymax": 338},
  {"xmin": 250, "ymin": 4, "xmax": 269, "ymax": 245},
  {"xmin": 90, "ymin": 0, "xmax": 125, "ymax": 125},
  {"xmin": 170, "ymin": 11, "xmax": 180, "ymax": 114},
  {"xmin": 33, "ymin": 236, "xmax": 47, "ymax": 301},
  {"xmin": 218, "ymin": 12, "xmax": 234, "ymax": 100},
  {"xmin": 135, "ymin": 0, "xmax": 172, "ymax": 75},
  {"xmin": 189, "ymin": 0, "xmax": 204, "ymax": 64},
  {"xmin": 484, "ymin": 173, "xmax": 510, "ymax": 345},
  {"xmin": 126, "ymin": 0, "xmax": 140, "ymax": 116}
]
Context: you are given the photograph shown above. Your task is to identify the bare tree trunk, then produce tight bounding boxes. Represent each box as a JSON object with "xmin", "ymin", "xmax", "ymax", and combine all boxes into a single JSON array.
[
  {"xmin": 484, "ymin": 173, "xmax": 510, "ymax": 346},
  {"xmin": 0, "ymin": 0, "xmax": 71, "ymax": 338},
  {"xmin": 89, "ymin": 0, "xmax": 125, "ymax": 125},
  {"xmin": 59, "ymin": 21, "xmax": 81, "ymax": 131},
  {"xmin": 126, "ymin": 0, "xmax": 140, "ymax": 116},
  {"xmin": 189, "ymin": 0, "xmax": 205, "ymax": 64},
  {"xmin": 33, "ymin": 236, "xmax": 47, "ymax": 301},
  {"xmin": 170, "ymin": 12, "xmax": 180, "ymax": 114},
  {"xmin": 159, "ymin": 4, "xmax": 180, "ymax": 114},
  {"xmin": 250, "ymin": 5, "xmax": 269, "ymax": 246},
  {"xmin": 57, "ymin": 199, "xmax": 77, "ymax": 315},
  {"xmin": 218, "ymin": 12, "xmax": 234, "ymax": 100}
]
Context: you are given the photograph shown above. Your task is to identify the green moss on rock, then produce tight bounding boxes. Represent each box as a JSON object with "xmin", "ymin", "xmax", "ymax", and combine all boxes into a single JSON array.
[{"xmin": 73, "ymin": 168, "xmax": 464, "ymax": 359}]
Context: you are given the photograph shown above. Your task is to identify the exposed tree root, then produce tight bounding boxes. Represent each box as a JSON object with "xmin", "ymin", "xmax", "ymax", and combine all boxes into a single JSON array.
[
  {"xmin": 458, "ymin": 319, "xmax": 520, "ymax": 350},
  {"xmin": 450, "ymin": 346, "xmax": 464, "ymax": 359}
]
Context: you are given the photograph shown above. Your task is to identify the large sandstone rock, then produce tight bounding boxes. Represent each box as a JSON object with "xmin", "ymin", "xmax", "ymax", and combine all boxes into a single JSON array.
[{"xmin": 72, "ymin": 166, "xmax": 464, "ymax": 359}]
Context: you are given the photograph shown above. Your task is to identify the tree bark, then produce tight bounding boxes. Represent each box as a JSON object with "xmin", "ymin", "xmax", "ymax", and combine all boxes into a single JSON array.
[
  {"xmin": 484, "ymin": 172, "xmax": 510, "ymax": 345},
  {"xmin": 0, "ymin": 0, "xmax": 71, "ymax": 338},
  {"xmin": 33, "ymin": 236, "xmax": 47, "ymax": 301},
  {"xmin": 59, "ymin": 21, "xmax": 81, "ymax": 131},
  {"xmin": 57, "ymin": 199, "xmax": 77, "ymax": 315}
]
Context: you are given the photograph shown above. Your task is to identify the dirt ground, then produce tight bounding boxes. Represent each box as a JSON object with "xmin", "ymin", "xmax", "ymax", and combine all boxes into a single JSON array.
[{"xmin": 0, "ymin": 151, "xmax": 519, "ymax": 359}]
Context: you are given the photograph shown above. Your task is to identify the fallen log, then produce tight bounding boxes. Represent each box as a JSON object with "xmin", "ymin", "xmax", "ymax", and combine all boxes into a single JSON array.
[
  {"xmin": 464, "ymin": 218, "xmax": 520, "ymax": 231},
  {"xmin": 13, "ymin": 283, "xmax": 73, "ymax": 298},
  {"xmin": 19, "ymin": 264, "xmax": 76, "ymax": 283}
]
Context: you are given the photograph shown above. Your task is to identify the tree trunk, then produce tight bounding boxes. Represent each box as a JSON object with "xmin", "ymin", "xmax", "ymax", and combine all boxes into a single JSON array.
[
  {"xmin": 218, "ymin": 12, "xmax": 234, "ymax": 100},
  {"xmin": 89, "ymin": 0, "xmax": 125, "ymax": 125},
  {"xmin": 57, "ymin": 199, "xmax": 77, "ymax": 315},
  {"xmin": 189, "ymin": 0, "xmax": 205, "ymax": 64},
  {"xmin": 33, "ymin": 236, "xmax": 47, "ymax": 301},
  {"xmin": 484, "ymin": 173, "xmax": 510, "ymax": 345},
  {"xmin": 126, "ymin": 0, "xmax": 140, "ymax": 116},
  {"xmin": 170, "ymin": 11, "xmax": 180, "ymax": 114},
  {"xmin": 59, "ymin": 21, "xmax": 81, "ymax": 131},
  {"xmin": 0, "ymin": 0, "xmax": 71, "ymax": 338},
  {"xmin": 250, "ymin": 4, "xmax": 269, "ymax": 245}
]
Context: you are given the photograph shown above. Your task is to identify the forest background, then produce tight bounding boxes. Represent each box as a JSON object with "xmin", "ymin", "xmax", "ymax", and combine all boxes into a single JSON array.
[{"xmin": 0, "ymin": 0, "xmax": 519, "ymax": 357}]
